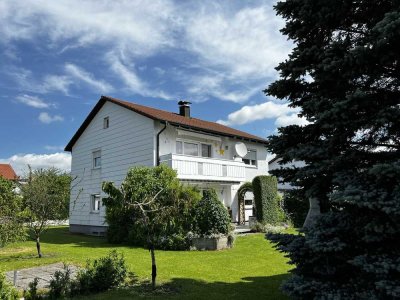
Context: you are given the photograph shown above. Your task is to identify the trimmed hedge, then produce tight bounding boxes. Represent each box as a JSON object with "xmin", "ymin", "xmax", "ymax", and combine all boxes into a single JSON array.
[{"xmin": 252, "ymin": 176, "xmax": 280, "ymax": 224}]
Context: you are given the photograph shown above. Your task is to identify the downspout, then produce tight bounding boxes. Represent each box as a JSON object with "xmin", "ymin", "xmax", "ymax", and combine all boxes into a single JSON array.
[{"xmin": 156, "ymin": 121, "xmax": 168, "ymax": 166}]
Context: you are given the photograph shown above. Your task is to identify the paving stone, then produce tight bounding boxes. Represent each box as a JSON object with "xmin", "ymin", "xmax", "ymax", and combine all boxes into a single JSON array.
[{"xmin": 5, "ymin": 262, "xmax": 78, "ymax": 291}]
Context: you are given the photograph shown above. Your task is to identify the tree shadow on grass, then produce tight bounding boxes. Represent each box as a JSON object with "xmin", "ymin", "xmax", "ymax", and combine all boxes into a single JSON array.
[
  {"xmin": 81, "ymin": 274, "xmax": 290, "ymax": 300},
  {"xmin": 167, "ymin": 275, "xmax": 290, "ymax": 300},
  {"xmin": 39, "ymin": 226, "xmax": 144, "ymax": 250}
]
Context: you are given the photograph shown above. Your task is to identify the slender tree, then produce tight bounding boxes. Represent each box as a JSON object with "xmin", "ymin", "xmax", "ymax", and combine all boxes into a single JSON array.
[
  {"xmin": 22, "ymin": 167, "xmax": 71, "ymax": 258},
  {"xmin": 102, "ymin": 164, "xmax": 199, "ymax": 289},
  {"xmin": 266, "ymin": 0, "xmax": 400, "ymax": 298}
]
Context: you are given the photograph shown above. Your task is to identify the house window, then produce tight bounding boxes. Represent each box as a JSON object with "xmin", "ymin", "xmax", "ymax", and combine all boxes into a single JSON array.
[
  {"xmin": 201, "ymin": 144, "xmax": 211, "ymax": 158},
  {"xmin": 176, "ymin": 141, "xmax": 183, "ymax": 154},
  {"xmin": 103, "ymin": 117, "xmax": 109, "ymax": 129},
  {"xmin": 93, "ymin": 150, "xmax": 101, "ymax": 168},
  {"xmin": 184, "ymin": 142, "xmax": 199, "ymax": 156},
  {"xmin": 243, "ymin": 149, "xmax": 257, "ymax": 166},
  {"xmin": 176, "ymin": 140, "xmax": 212, "ymax": 158},
  {"xmin": 91, "ymin": 194, "xmax": 101, "ymax": 212}
]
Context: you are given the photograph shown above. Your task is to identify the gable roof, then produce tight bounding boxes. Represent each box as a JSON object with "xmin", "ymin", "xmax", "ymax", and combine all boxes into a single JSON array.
[
  {"xmin": 0, "ymin": 164, "xmax": 18, "ymax": 180},
  {"xmin": 65, "ymin": 96, "xmax": 267, "ymax": 152}
]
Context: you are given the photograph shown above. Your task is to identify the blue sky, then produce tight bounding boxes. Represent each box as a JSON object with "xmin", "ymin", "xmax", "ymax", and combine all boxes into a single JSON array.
[{"xmin": 0, "ymin": 0, "xmax": 306, "ymax": 175}]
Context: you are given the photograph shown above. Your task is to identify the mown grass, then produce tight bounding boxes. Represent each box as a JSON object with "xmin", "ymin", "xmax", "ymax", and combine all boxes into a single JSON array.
[{"xmin": 0, "ymin": 226, "xmax": 292, "ymax": 299}]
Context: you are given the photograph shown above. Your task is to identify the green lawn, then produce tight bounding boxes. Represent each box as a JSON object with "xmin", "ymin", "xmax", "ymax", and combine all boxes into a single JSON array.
[{"xmin": 0, "ymin": 227, "xmax": 292, "ymax": 299}]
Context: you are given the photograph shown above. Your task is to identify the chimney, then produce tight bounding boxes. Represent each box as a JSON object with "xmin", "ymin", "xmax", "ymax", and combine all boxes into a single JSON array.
[{"xmin": 178, "ymin": 100, "xmax": 191, "ymax": 118}]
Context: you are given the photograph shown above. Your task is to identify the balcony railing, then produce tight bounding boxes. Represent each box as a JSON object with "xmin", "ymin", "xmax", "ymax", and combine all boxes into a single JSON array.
[{"xmin": 160, "ymin": 153, "xmax": 246, "ymax": 182}]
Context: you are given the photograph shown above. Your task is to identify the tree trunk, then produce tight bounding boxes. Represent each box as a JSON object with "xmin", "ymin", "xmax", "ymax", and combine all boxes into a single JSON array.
[
  {"xmin": 303, "ymin": 197, "xmax": 320, "ymax": 228},
  {"xmin": 36, "ymin": 236, "xmax": 42, "ymax": 258},
  {"xmin": 150, "ymin": 244, "xmax": 157, "ymax": 289}
]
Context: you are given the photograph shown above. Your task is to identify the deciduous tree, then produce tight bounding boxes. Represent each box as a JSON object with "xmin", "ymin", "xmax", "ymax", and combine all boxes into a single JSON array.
[{"xmin": 22, "ymin": 167, "xmax": 71, "ymax": 258}]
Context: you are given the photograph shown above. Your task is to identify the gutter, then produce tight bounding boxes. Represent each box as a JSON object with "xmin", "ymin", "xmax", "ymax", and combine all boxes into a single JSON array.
[{"xmin": 156, "ymin": 121, "xmax": 168, "ymax": 166}]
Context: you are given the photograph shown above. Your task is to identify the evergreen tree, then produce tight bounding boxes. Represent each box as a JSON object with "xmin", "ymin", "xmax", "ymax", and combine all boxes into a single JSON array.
[{"xmin": 266, "ymin": 0, "xmax": 400, "ymax": 298}]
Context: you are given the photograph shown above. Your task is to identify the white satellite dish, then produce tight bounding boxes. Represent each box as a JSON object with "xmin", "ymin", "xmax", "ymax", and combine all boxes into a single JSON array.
[{"xmin": 234, "ymin": 142, "xmax": 248, "ymax": 158}]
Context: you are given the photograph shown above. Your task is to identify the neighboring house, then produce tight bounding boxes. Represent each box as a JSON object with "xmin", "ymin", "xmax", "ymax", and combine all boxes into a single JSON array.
[
  {"xmin": 268, "ymin": 157, "xmax": 305, "ymax": 191},
  {"xmin": 0, "ymin": 164, "xmax": 18, "ymax": 181},
  {"xmin": 65, "ymin": 96, "xmax": 269, "ymax": 235}
]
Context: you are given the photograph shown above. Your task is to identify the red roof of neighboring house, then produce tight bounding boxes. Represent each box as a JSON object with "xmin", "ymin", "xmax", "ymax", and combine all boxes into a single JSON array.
[
  {"xmin": 0, "ymin": 164, "xmax": 18, "ymax": 180},
  {"xmin": 65, "ymin": 96, "xmax": 267, "ymax": 151}
]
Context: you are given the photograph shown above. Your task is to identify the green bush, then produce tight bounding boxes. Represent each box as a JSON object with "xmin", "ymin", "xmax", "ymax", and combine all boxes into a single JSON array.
[
  {"xmin": 0, "ymin": 272, "xmax": 19, "ymax": 300},
  {"xmin": 194, "ymin": 189, "xmax": 230, "ymax": 235},
  {"xmin": 252, "ymin": 176, "xmax": 280, "ymax": 225},
  {"xmin": 103, "ymin": 165, "xmax": 201, "ymax": 250},
  {"xmin": 24, "ymin": 278, "xmax": 42, "ymax": 300},
  {"xmin": 75, "ymin": 250, "xmax": 127, "ymax": 294},
  {"xmin": 48, "ymin": 265, "xmax": 71, "ymax": 299}
]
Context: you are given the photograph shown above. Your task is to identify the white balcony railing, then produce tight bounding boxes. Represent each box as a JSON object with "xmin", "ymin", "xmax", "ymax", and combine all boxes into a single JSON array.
[{"xmin": 160, "ymin": 153, "xmax": 246, "ymax": 182}]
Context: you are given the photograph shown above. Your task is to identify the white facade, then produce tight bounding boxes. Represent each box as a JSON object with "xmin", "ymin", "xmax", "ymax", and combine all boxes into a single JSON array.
[{"xmin": 69, "ymin": 101, "xmax": 268, "ymax": 235}]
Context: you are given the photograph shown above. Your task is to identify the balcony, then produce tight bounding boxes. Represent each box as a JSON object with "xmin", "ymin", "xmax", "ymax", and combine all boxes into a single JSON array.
[{"xmin": 160, "ymin": 153, "xmax": 246, "ymax": 183}]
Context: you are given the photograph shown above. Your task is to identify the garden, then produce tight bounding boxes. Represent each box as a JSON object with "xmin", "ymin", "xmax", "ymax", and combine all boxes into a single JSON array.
[{"xmin": 0, "ymin": 227, "xmax": 292, "ymax": 299}]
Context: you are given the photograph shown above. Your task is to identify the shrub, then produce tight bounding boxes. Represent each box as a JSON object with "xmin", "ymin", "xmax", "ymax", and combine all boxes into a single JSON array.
[
  {"xmin": 0, "ymin": 272, "xmax": 19, "ymax": 300},
  {"xmin": 194, "ymin": 189, "xmax": 230, "ymax": 235},
  {"xmin": 75, "ymin": 250, "xmax": 127, "ymax": 294},
  {"xmin": 250, "ymin": 222, "xmax": 287, "ymax": 234},
  {"xmin": 48, "ymin": 265, "xmax": 71, "ymax": 299},
  {"xmin": 252, "ymin": 176, "xmax": 280, "ymax": 225},
  {"xmin": 103, "ymin": 165, "xmax": 201, "ymax": 250},
  {"xmin": 24, "ymin": 278, "xmax": 42, "ymax": 300}
]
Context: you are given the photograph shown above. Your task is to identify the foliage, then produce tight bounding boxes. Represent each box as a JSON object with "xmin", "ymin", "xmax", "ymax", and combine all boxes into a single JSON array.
[
  {"xmin": 0, "ymin": 271, "xmax": 19, "ymax": 300},
  {"xmin": 103, "ymin": 164, "xmax": 201, "ymax": 250},
  {"xmin": 251, "ymin": 222, "xmax": 287, "ymax": 234},
  {"xmin": 21, "ymin": 167, "xmax": 71, "ymax": 257},
  {"xmin": 23, "ymin": 278, "xmax": 43, "ymax": 300},
  {"xmin": 0, "ymin": 176, "xmax": 25, "ymax": 247},
  {"xmin": 193, "ymin": 189, "xmax": 231, "ymax": 236},
  {"xmin": 282, "ymin": 189, "xmax": 309, "ymax": 228},
  {"xmin": 74, "ymin": 250, "xmax": 127, "ymax": 294},
  {"xmin": 48, "ymin": 265, "xmax": 71, "ymax": 299},
  {"xmin": 252, "ymin": 176, "xmax": 281, "ymax": 224},
  {"xmin": 265, "ymin": 0, "xmax": 400, "ymax": 298},
  {"xmin": 237, "ymin": 182, "xmax": 253, "ymax": 199}
]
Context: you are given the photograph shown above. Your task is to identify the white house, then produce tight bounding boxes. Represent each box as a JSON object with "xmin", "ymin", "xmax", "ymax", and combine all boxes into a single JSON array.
[{"xmin": 65, "ymin": 96, "xmax": 269, "ymax": 235}]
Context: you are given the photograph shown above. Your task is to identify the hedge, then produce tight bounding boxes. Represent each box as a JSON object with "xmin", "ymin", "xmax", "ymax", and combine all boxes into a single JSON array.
[{"xmin": 252, "ymin": 175, "xmax": 280, "ymax": 224}]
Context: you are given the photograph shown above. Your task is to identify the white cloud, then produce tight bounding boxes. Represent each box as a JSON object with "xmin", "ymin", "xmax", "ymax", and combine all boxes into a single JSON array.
[
  {"xmin": 184, "ymin": 5, "xmax": 291, "ymax": 79},
  {"xmin": 65, "ymin": 63, "xmax": 113, "ymax": 93},
  {"xmin": 38, "ymin": 112, "xmax": 64, "ymax": 124},
  {"xmin": 16, "ymin": 94, "xmax": 53, "ymax": 108},
  {"xmin": 44, "ymin": 145, "xmax": 64, "ymax": 151},
  {"xmin": 275, "ymin": 113, "xmax": 309, "ymax": 127},
  {"xmin": 5, "ymin": 67, "xmax": 73, "ymax": 95},
  {"xmin": 107, "ymin": 52, "xmax": 172, "ymax": 100},
  {"xmin": 0, "ymin": 152, "xmax": 71, "ymax": 176},
  {"xmin": 1, "ymin": 1, "xmax": 292, "ymax": 103},
  {"xmin": 0, "ymin": 0, "xmax": 176, "ymax": 55},
  {"xmin": 217, "ymin": 101, "xmax": 299, "ymax": 126}
]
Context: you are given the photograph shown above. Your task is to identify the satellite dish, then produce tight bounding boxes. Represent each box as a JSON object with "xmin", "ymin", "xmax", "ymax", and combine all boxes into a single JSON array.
[{"xmin": 234, "ymin": 142, "xmax": 248, "ymax": 158}]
